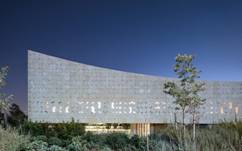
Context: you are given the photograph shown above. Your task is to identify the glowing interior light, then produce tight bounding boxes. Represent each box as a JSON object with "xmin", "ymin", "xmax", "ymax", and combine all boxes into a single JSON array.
[
  {"xmin": 229, "ymin": 102, "xmax": 233, "ymax": 109},
  {"xmin": 65, "ymin": 106, "xmax": 69, "ymax": 113},
  {"xmin": 91, "ymin": 106, "xmax": 96, "ymax": 113},
  {"xmin": 155, "ymin": 106, "xmax": 160, "ymax": 109},
  {"xmin": 52, "ymin": 106, "xmax": 56, "ymax": 113},
  {"xmin": 97, "ymin": 102, "xmax": 101, "ymax": 109},
  {"xmin": 129, "ymin": 101, "xmax": 135, "ymax": 105},
  {"xmin": 111, "ymin": 102, "xmax": 114, "ymax": 109},
  {"xmin": 210, "ymin": 111, "xmax": 213, "ymax": 114},
  {"xmin": 129, "ymin": 107, "xmax": 132, "ymax": 113},
  {"xmin": 220, "ymin": 107, "xmax": 224, "ymax": 114},
  {"xmin": 235, "ymin": 107, "xmax": 239, "ymax": 114}
]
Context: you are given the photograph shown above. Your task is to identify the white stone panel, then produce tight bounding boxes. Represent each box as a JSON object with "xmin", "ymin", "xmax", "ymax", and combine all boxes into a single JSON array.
[{"xmin": 28, "ymin": 50, "xmax": 242, "ymax": 123}]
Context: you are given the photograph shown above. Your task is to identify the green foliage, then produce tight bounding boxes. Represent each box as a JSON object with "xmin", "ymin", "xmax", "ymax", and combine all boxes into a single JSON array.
[
  {"xmin": 99, "ymin": 146, "xmax": 112, "ymax": 151},
  {"xmin": 149, "ymin": 139, "xmax": 177, "ymax": 151},
  {"xmin": 0, "ymin": 66, "xmax": 13, "ymax": 128},
  {"xmin": 164, "ymin": 54, "xmax": 206, "ymax": 149},
  {"xmin": 21, "ymin": 120, "xmax": 85, "ymax": 140},
  {"xmin": 130, "ymin": 134, "xmax": 146, "ymax": 150},
  {"xmin": 81, "ymin": 131, "xmax": 106, "ymax": 145},
  {"xmin": 164, "ymin": 54, "xmax": 205, "ymax": 123},
  {"xmin": 48, "ymin": 137, "xmax": 64, "ymax": 146},
  {"xmin": 2, "ymin": 120, "xmax": 242, "ymax": 151},
  {"xmin": 0, "ymin": 66, "xmax": 8, "ymax": 88},
  {"xmin": 31, "ymin": 135, "xmax": 48, "ymax": 142},
  {"xmin": 105, "ymin": 133, "xmax": 129, "ymax": 150},
  {"xmin": 162, "ymin": 125, "xmax": 242, "ymax": 151},
  {"xmin": 66, "ymin": 137, "xmax": 88, "ymax": 151},
  {"xmin": 48, "ymin": 145, "xmax": 67, "ymax": 151},
  {"xmin": 0, "ymin": 127, "xmax": 29, "ymax": 151},
  {"xmin": 7, "ymin": 103, "xmax": 27, "ymax": 128},
  {"xmin": 20, "ymin": 140, "xmax": 48, "ymax": 151}
]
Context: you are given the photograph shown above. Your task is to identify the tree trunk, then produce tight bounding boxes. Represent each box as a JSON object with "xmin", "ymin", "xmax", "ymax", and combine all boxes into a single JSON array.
[
  {"xmin": 3, "ymin": 113, "xmax": 8, "ymax": 128},
  {"xmin": 174, "ymin": 112, "xmax": 177, "ymax": 130},
  {"xmin": 182, "ymin": 108, "xmax": 185, "ymax": 136},
  {"xmin": 192, "ymin": 112, "xmax": 196, "ymax": 151}
]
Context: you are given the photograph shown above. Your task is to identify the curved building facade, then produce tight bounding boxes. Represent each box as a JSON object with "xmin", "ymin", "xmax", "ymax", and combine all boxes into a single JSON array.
[{"xmin": 28, "ymin": 50, "xmax": 242, "ymax": 127}]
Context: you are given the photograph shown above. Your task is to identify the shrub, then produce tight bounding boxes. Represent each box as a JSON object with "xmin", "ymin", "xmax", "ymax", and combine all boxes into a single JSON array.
[
  {"xmin": 48, "ymin": 145, "xmax": 67, "ymax": 151},
  {"xmin": 99, "ymin": 146, "xmax": 112, "ymax": 151},
  {"xmin": 0, "ymin": 127, "xmax": 29, "ymax": 151},
  {"xmin": 105, "ymin": 133, "xmax": 129, "ymax": 150},
  {"xmin": 21, "ymin": 140, "xmax": 48, "ymax": 151},
  {"xmin": 66, "ymin": 137, "xmax": 88, "ymax": 151},
  {"xmin": 21, "ymin": 120, "xmax": 85, "ymax": 140},
  {"xmin": 130, "ymin": 135, "xmax": 146, "ymax": 150},
  {"xmin": 148, "ymin": 139, "xmax": 177, "ymax": 151},
  {"xmin": 48, "ymin": 137, "xmax": 63, "ymax": 146},
  {"xmin": 31, "ymin": 135, "xmax": 48, "ymax": 142},
  {"xmin": 82, "ymin": 132, "xmax": 107, "ymax": 146},
  {"xmin": 162, "ymin": 125, "xmax": 242, "ymax": 151}
]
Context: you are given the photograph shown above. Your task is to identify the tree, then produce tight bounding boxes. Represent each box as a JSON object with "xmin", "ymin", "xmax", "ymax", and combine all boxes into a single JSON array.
[
  {"xmin": 163, "ymin": 54, "xmax": 205, "ymax": 149},
  {"xmin": 0, "ymin": 66, "xmax": 13, "ymax": 128},
  {"xmin": 8, "ymin": 103, "xmax": 27, "ymax": 127}
]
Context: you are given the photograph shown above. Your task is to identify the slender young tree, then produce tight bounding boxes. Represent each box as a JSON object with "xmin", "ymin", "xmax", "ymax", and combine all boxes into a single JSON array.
[
  {"xmin": 0, "ymin": 66, "xmax": 13, "ymax": 128},
  {"xmin": 164, "ymin": 54, "xmax": 205, "ymax": 145}
]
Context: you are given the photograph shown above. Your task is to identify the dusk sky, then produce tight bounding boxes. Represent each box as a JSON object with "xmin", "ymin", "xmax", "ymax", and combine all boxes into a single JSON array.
[{"xmin": 0, "ymin": 0, "xmax": 242, "ymax": 112}]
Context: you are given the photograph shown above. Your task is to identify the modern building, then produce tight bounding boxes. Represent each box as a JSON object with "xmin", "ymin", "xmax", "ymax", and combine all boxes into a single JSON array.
[{"xmin": 28, "ymin": 50, "xmax": 242, "ymax": 136}]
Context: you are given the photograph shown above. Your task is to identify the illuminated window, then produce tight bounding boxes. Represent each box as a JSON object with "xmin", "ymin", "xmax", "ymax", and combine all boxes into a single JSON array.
[
  {"xmin": 235, "ymin": 107, "xmax": 239, "ymax": 114},
  {"xmin": 52, "ymin": 106, "xmax": 56, "ymax": 113},
  {"xmin": 97, "ymin": 102, "xmax": 101, "ymax": 109},
  {"xmin": 129, "ymin": 101, "xmax": 135, "ymax": 105},
  {"xmin": 220, "ymin": 107, "xmax": 224, "ymax": 114},
  {"xmin": 65, "ymin": 106, "xmax": 69, "ymax": 113},
  {"xmin": 229, "ymin": 102, "xmax": 233, "ymax": 109},
  {"xmin": 129, "ymin": 107, "xmax": 133, "ymax": 113},
  {"xmin": 91, "ymin": 106, "xmax": 96, "ymax": 113},
  {"xmin": 155, "ymin": 106, "xmax": 160, "ymax": 109}
]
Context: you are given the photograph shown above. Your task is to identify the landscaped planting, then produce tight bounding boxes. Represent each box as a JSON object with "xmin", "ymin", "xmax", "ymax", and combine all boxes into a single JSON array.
[{"xmin": 1, "ymin": 121, "xmax": 242, "ymax": 151}]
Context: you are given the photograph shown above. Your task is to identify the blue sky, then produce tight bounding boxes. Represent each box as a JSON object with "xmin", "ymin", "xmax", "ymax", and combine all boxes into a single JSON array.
[{"xmin": 0, "ymin": 0, "xmax": 242, "ymax": 111}]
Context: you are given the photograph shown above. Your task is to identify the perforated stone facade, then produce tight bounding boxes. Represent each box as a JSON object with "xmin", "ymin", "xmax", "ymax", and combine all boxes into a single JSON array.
[{"xmin": 28, "ymin": 50, "xmax": 242, "ymax": 124}]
